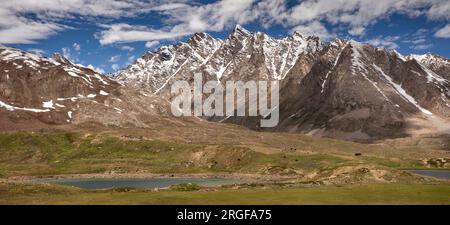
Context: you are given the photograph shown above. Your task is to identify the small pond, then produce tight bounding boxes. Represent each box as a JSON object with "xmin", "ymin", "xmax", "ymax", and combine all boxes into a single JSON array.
[
  {"xmin": 408, "ymin": 170, "xmax": 450, "ymax": 180},
  {"xmin": 35, "ymin": 177, "xmax": 246, "ymax": 189}
]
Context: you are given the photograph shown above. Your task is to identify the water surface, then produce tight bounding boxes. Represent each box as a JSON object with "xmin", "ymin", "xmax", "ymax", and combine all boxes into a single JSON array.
[
  {"xmin": 408, "ymin": 170, "xmax": 450, "ymax": 180},
  {"xmin": 37, "ymin": 177, "xmax": 245, "ymax": 189}
]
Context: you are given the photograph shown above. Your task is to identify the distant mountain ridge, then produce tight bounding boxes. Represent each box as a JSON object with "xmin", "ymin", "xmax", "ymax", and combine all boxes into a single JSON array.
[
  {"xmin": 0, "ymin": 45, "xmax": 169, "ymax": 131},
  {"xmin": 113, "ymin": 25, "xmax": 450, "ymax": 141},
  {"xmin": 1, "ymin": 25, "xmax": 449, "ymax": 141}
]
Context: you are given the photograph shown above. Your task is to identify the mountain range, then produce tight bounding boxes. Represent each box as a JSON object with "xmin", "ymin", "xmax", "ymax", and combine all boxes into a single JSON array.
[{"xmin": 1, "ymin": 25, "xmax": 449, "ymax": 142}]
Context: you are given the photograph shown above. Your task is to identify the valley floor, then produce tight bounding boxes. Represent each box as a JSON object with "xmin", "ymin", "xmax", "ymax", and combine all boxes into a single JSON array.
[
  {"xmin": 1, "ymin": 182, "xmax": 449, "ymax": 205},
  {"xmin": 0, "ymin": 122, "xmax": 449, "ymax": 204}
]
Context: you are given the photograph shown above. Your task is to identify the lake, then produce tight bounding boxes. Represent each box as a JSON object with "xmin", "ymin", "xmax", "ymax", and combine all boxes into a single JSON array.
[
  {"xmin": 408, "ymin": 170, "xmax": 450, "ymax": 180},
  {"xmin": 36, "ymin": 177, "xmax": 246, "ymax": 189}
]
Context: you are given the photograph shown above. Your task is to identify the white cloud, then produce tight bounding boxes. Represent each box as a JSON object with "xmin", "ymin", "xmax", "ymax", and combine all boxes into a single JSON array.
[
  {"xmin": 127, "ymin": 55, "xmax": 136, "ymax": 64},
  {"xmin": 365, "ymin": 36, "xmax": 400, "ymax": 49},
  {"xmin": 348, "ymin": 27, "xmax": 366, "ymax": 36},
  {"xmin": 108, "ymin": 55, "xmax": 121, "ymax": 63},
  {"xmin": 0, "ymin": 20, "xmax": 63, "ymax": 44},
  {"xmin": 291, "ymin": 21, "xmax": 334, "ymax": 40},
  {"xmin": 280, "ymin": 0, "xmax": 450, "ymax": 38},
  {"xmin": 119, "ymin": 45, "xmax": 134, "ymax": 52},
  {"xmin": 86, "ymin": 64, "xmax": 105, "ymax": 74},
  {"xmin": 1, "ymin": 0, "xmax": 450, "ymax": 46},
  {"xmin": 94, "ymin": 0, "xmax": 450, "ymax": 45},
  {"xmin": 149, "ymin": 3, "xmax": 189, "ymax": 11},
  {"xmin": 28, "ymin": 48, "xmax": 46, "ymax": 56},
  {"xmin": 283, "ymin": 0, "xmax": 432, "ymax": 37},
  {"xmin": 402, "ymin": 28, "xmax": 431, "ymax": 49},
  {"xmin": 412, "ymin": 44, "xmax": 433, "ymax": 50},
  {"xmin": 413, "ymin": 28, "xmax": 428, "ymax": 37},
  {"xmin": 145, "ymin": 40, "xmax": 160, "ymax": 48},
  {"xmin": 62, "ymin": 43, "xmax": 82, "ymax": 63},
  {"xmin": 61, "ymin": 47, "xmax": 75, "ymax": 62},
  {"xmin": 97, "ymin": 0, "xmax": 260, "ymax": 45},
  {"xmin": 435, "ymin": 24, "xmax": 450, "ymax": 38},
  {"xmin": 111, "ymin": 63, "xmax": 120, "ymax": 71},
  {"xmin": 0, "ymin": 0, "xmax": 191, "ymax": 44},
  {"xmin": 426, "ymin": 1, "xmax": 450, "ymax": 21},
  {"xmin": 73, "ymin": 43, "xmax": 81, "ymax": 51},
  {"xmin": 411, "ymin": 38, "xmax": 426, "ymax": 44},
  {"xmin": 252, "ymin": 0, "xmax": 286, "ymax": 28},
  {"xmin": 98, "ymin": 23, "xmax": 191, "ymax": 45}
]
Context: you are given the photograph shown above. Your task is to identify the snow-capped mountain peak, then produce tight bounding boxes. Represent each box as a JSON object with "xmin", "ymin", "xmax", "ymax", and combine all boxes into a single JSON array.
[
  {"xmin": 234, "ymin": 24, "xmax": 251, "ymax": 36},
  {"xmin": 113, "ymin": 25, "xmax": 327, "ymax": 89},
  {"xmin": 408, "ymin": 53, "xmax": 450, "ymax": 66},
  {"xmin": 407, "ymin": 53, "xmax": 450, "ymax": 80},
  {"xmin": 110, "ymin": 26, "xmax": 450, "ymax": 141}
]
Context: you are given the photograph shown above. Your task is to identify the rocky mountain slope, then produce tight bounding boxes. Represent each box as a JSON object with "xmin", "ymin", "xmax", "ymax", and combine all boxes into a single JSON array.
[
  {"xmin": 114, "ymin": 25, "xmax": 450, "ymax": 141},
  {"xmin": 407, "ymin": 53, "xmax": 450, "ymax": 80},
  {"xmin": 1, "ymin": 26, "xmax": 449, "ymax": 141},
  {"xmin": 115, "ymin": 25, "xmax": 322, "ymax": 93},
  {"xmin": 114, "ymin": 32, "xmax": 223, "ymax": 96},
  {"xmin": 0, "ymin": 46, "xmax": 169, "ymax": 131}
]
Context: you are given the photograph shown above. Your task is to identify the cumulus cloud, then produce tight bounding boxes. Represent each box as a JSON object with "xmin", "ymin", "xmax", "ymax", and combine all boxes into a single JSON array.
[
  {"xmin": 284, "ymin": 0, "xmax": 431, "ymax": 37},
  {"xmin": 98, "ymin": 23, "xmax": 191, "ymax": 45},
  {"xmin": 0, "ymin": 0, "xmax": 190, "ymax": 44},
  {"xmin": 61, "ymin": 42, "xmax": 83, "ymax": 62},
  {"xmin": 119, "ymin": 45, "xmax": 135, "ymax": 52},
  {"xmin": 401, "ymin": 28, "xmax": 433, "ymax": 49},
  {"xmin": 73, "ymin": 43, "xmax": 81, "ymax": 51},
  {"xmin": 291, "ymin": 21, "xmax": 334, "ymax": 40},
  {"xmin": 27, "ymin": 48, "xmax": 46, "ymax": 56},
  {"xmin": 2, "ymin": 0, "xmax": 450, "ymax": 46},
  {"xmin": 426, "ymin": 1, "xmax": 450, "ymax": 21},
  {"xmin": 61, "ymin": 47, "xmax": 76, "ymax": 62},
  {"xmin": 95, "ymin": 0, "xmax": 450, "ymax": 45},
  {"xmin": 0, "ymin": 20, "xmax": 63, "ymax": 44},
  {"xmin": 97, "ymin": 0, "xmax": 259, "ymax": 45},
  {"xmin": 410, "ymin": 38, "xmax": 426, "ymax": 44},
  {"xmin": 435, "ymin": 24, "xmax": 450, "ymax": 38},
  {"xmin": 145, "ymin": 41, "xmax": 160, "ymax": 48},
  {"xmin": 111, "ymin": 63, "xmax": 120, "ymax": 71},
  {"xmin": 365, "ymin": 36, "xmax": 400, "ymax": 49},
  {"xmin": 108, "ymin": 55, "xmax": 121, "ymax": 63},
  {"xmin": 412, "ymin": 44, "xmax": 433, "ymax": 50},
  {"xmin": 127, "ymin": 56, "xmax": 136, "ymax": 64},
  {"xmin": 86, "ymin": 64, "xmax": 105, "ymax": 74}
]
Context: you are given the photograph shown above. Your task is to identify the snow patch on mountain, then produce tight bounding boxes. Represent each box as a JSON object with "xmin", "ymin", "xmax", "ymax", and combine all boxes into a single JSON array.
[
  {"xmin": 42, "ymin": 100, "xmax": 55, "ymax": 109},
  {"xmin": 321, "ymin": 44, "xmax": 348, "ymax": 93},
  {"xmin": 372, "ymin": 64, "xmax": 432, "ymax": 115},
  {"xmin": 0, "ymin": 99, "xmax": 51, "ymax": 112},
  {"xmin": 351, "ymin": 41, "xmax": 390, "ymax": 102}
]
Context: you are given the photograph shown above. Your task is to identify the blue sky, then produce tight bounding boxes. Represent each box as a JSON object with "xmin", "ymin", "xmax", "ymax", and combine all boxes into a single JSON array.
[{"xmin": 1, "ymin": 0, "xmax": 450, "ymax": 74}]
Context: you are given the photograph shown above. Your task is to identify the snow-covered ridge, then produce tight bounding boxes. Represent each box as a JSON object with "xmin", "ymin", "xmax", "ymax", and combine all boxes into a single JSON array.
[
  {"xmin": 0, "ymin": 46, "xmax": 61, "ymax": 69},
  {"xmin": 321, "ymin": 43, "xmax": 348, "ymax": 93},
  {"xmin": 262, "ymin": 31, "xmax": 322, "ymax": 80},
  {"xmin": 408, "ymin": 53, "xmax": 450, "ymax": 66},
  {"xmin": 114, "ymin": 31, "xmax": 223, "ymax": 92},
  {"xmin": 0, "ymin": 46, "xmax": 113, "ymax": 87},
  {"xmin": 114, "ymin": 24, "xmax": 324, "ymax": 90}
]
